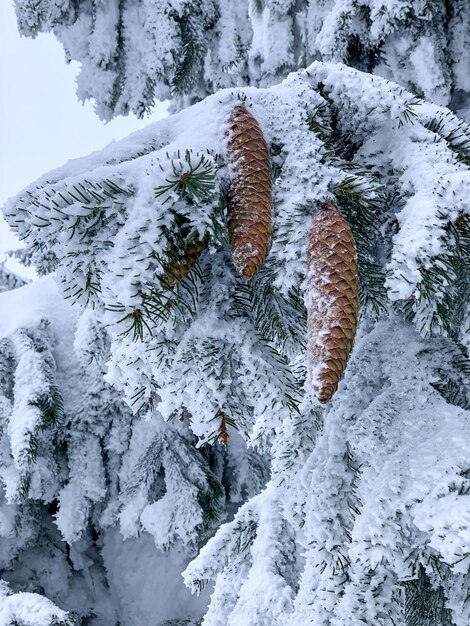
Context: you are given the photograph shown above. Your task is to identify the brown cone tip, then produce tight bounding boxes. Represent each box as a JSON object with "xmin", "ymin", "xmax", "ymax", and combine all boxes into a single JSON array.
[
  {"xmin": 162, "ymin": 234, "xmax": 207, "ymax": 287},
  {"xmin": 226, "ymin": 105, "xmax": 272, "ymax": 279},
  {"xmin": 307, "ymin": 201, "xmax": 359, "ymax": 403}
]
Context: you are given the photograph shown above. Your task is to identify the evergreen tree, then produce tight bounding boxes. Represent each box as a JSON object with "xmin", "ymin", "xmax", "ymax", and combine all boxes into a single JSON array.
[
  {"xmin": 0, "ymin": 278, "xmax": 267, "ymax": 623},
  {"xmin": 2, "ymin": 59, "xmax": 469, "ymax": 625},
  {"xmin": 13, "ymin": 0, "xmax": 470, "ymax": 119}
]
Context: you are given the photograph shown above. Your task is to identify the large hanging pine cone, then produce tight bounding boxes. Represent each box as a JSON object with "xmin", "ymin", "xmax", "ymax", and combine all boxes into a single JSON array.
[
  {"xmin": 226, "ymin": 105, "xmax": 272, "ymax": 279},
  {"xmin": 307, "ymin": 202, "xmax": 359, "ymax": 403},
  {"xmin": 162, "ymin": 234, "xmax": 207, "ymax": 287}
]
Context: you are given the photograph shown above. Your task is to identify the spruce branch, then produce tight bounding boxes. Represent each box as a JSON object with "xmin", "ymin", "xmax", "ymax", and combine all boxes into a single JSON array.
[
  {"xmin": 30, "ymin": 384, "xmax": 65, "ymax": 430},
  {"xmin": 413, "ymin": 213, "xmax": 470, "ymax": 336},
  {"xmin": 154, "ymin": 149, "xmax": 218, "ymax": 203},
  {"xmin": 404, "ymin": 565, "xmax": 453, "ymax": 626}
]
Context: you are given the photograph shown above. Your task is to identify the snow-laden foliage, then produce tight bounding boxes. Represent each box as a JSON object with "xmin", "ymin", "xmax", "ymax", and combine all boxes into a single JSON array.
[
  {"xmin": 14, "ymin": 0, "xmax": 470, "ymax": 119},
  {"xmin": 0, "ymin": 580, "xmax": 72, "ymax": 626},
  {"xmin": 5, "ymin": 62, "xmax": 469, "ymax": 431},
  {"xmin": 0, "ymin": 263, "xmax": 26, "ymax": 293},
  {"xmin": 0, "ymin": 278, "xmax": 267, "ymax": 624},
  {"xmin": 185, "ymin": 318, "xmax": 470, "ymax": 626},
  {"xmin": 3, "ymin": 61, "xmax": 470, "ymax": 624}
]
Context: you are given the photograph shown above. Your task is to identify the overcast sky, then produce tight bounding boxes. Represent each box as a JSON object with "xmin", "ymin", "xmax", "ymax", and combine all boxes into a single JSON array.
[{"xmin": 0, "ymin": 1, "xmax": 168, "ymax": 279}]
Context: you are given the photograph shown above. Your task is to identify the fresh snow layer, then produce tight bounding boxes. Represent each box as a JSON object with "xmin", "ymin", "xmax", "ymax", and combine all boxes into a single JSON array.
[{"xmin": 0, "ymin": 275, "xmax": 76, "ymax": 343}]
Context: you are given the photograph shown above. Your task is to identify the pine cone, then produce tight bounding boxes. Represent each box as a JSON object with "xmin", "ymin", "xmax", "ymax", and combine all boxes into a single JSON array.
[
  {"xmin": 227, "ymin": 105, "xmax": 272, "ymax": 279},
  {"xmin": 307, "ymin": 202, "xmax": 359, "ymax": 403},
  {"xmin": 162, "ymin": 234, "xmax": 206, "ymax": 287}
]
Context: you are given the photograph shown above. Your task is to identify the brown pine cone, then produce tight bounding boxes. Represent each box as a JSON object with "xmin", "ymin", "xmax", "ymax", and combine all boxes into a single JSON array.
[
  {"xmin": 162, "ymin": 234, "xmax": 207, "ymax": 287},
  {"xmin": 307, "ymin": 202, "xmax": 359, "ymax": 403},
  {"xmin": 226, "ymin": 105, "xmax": 272, "ymax": 279}
]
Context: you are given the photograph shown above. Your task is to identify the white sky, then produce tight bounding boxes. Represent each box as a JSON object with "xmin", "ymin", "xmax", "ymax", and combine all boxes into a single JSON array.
[{"xmin": 0, "ymin": 1, "xmax": 168, "ymax": 279}]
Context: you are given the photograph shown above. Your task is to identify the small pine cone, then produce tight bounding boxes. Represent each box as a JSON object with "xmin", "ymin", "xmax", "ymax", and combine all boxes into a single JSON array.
[
  {"xmin": 219, "ymin": 412, "xmax": 229, "ymax": 446},
  {"xmin": 227, "ymin": 105, "xmax": 272, "ymax": 279},
  {"xmin": 307, "ymin": 202, "xmax": 359, "ymax": 403},
  {"xmin": 163, "ymin": 234, "xmax": 206, "ymax": 287}
]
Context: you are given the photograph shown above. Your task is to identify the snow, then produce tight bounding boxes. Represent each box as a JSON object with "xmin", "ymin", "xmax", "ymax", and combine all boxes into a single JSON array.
[
  {"xmin": 0, "ymin": 276, "xmax": 75, "ymax": 344},
  {"xmin": 0, "ymin": 585, "xmax": 69, "ymax": 626}
]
